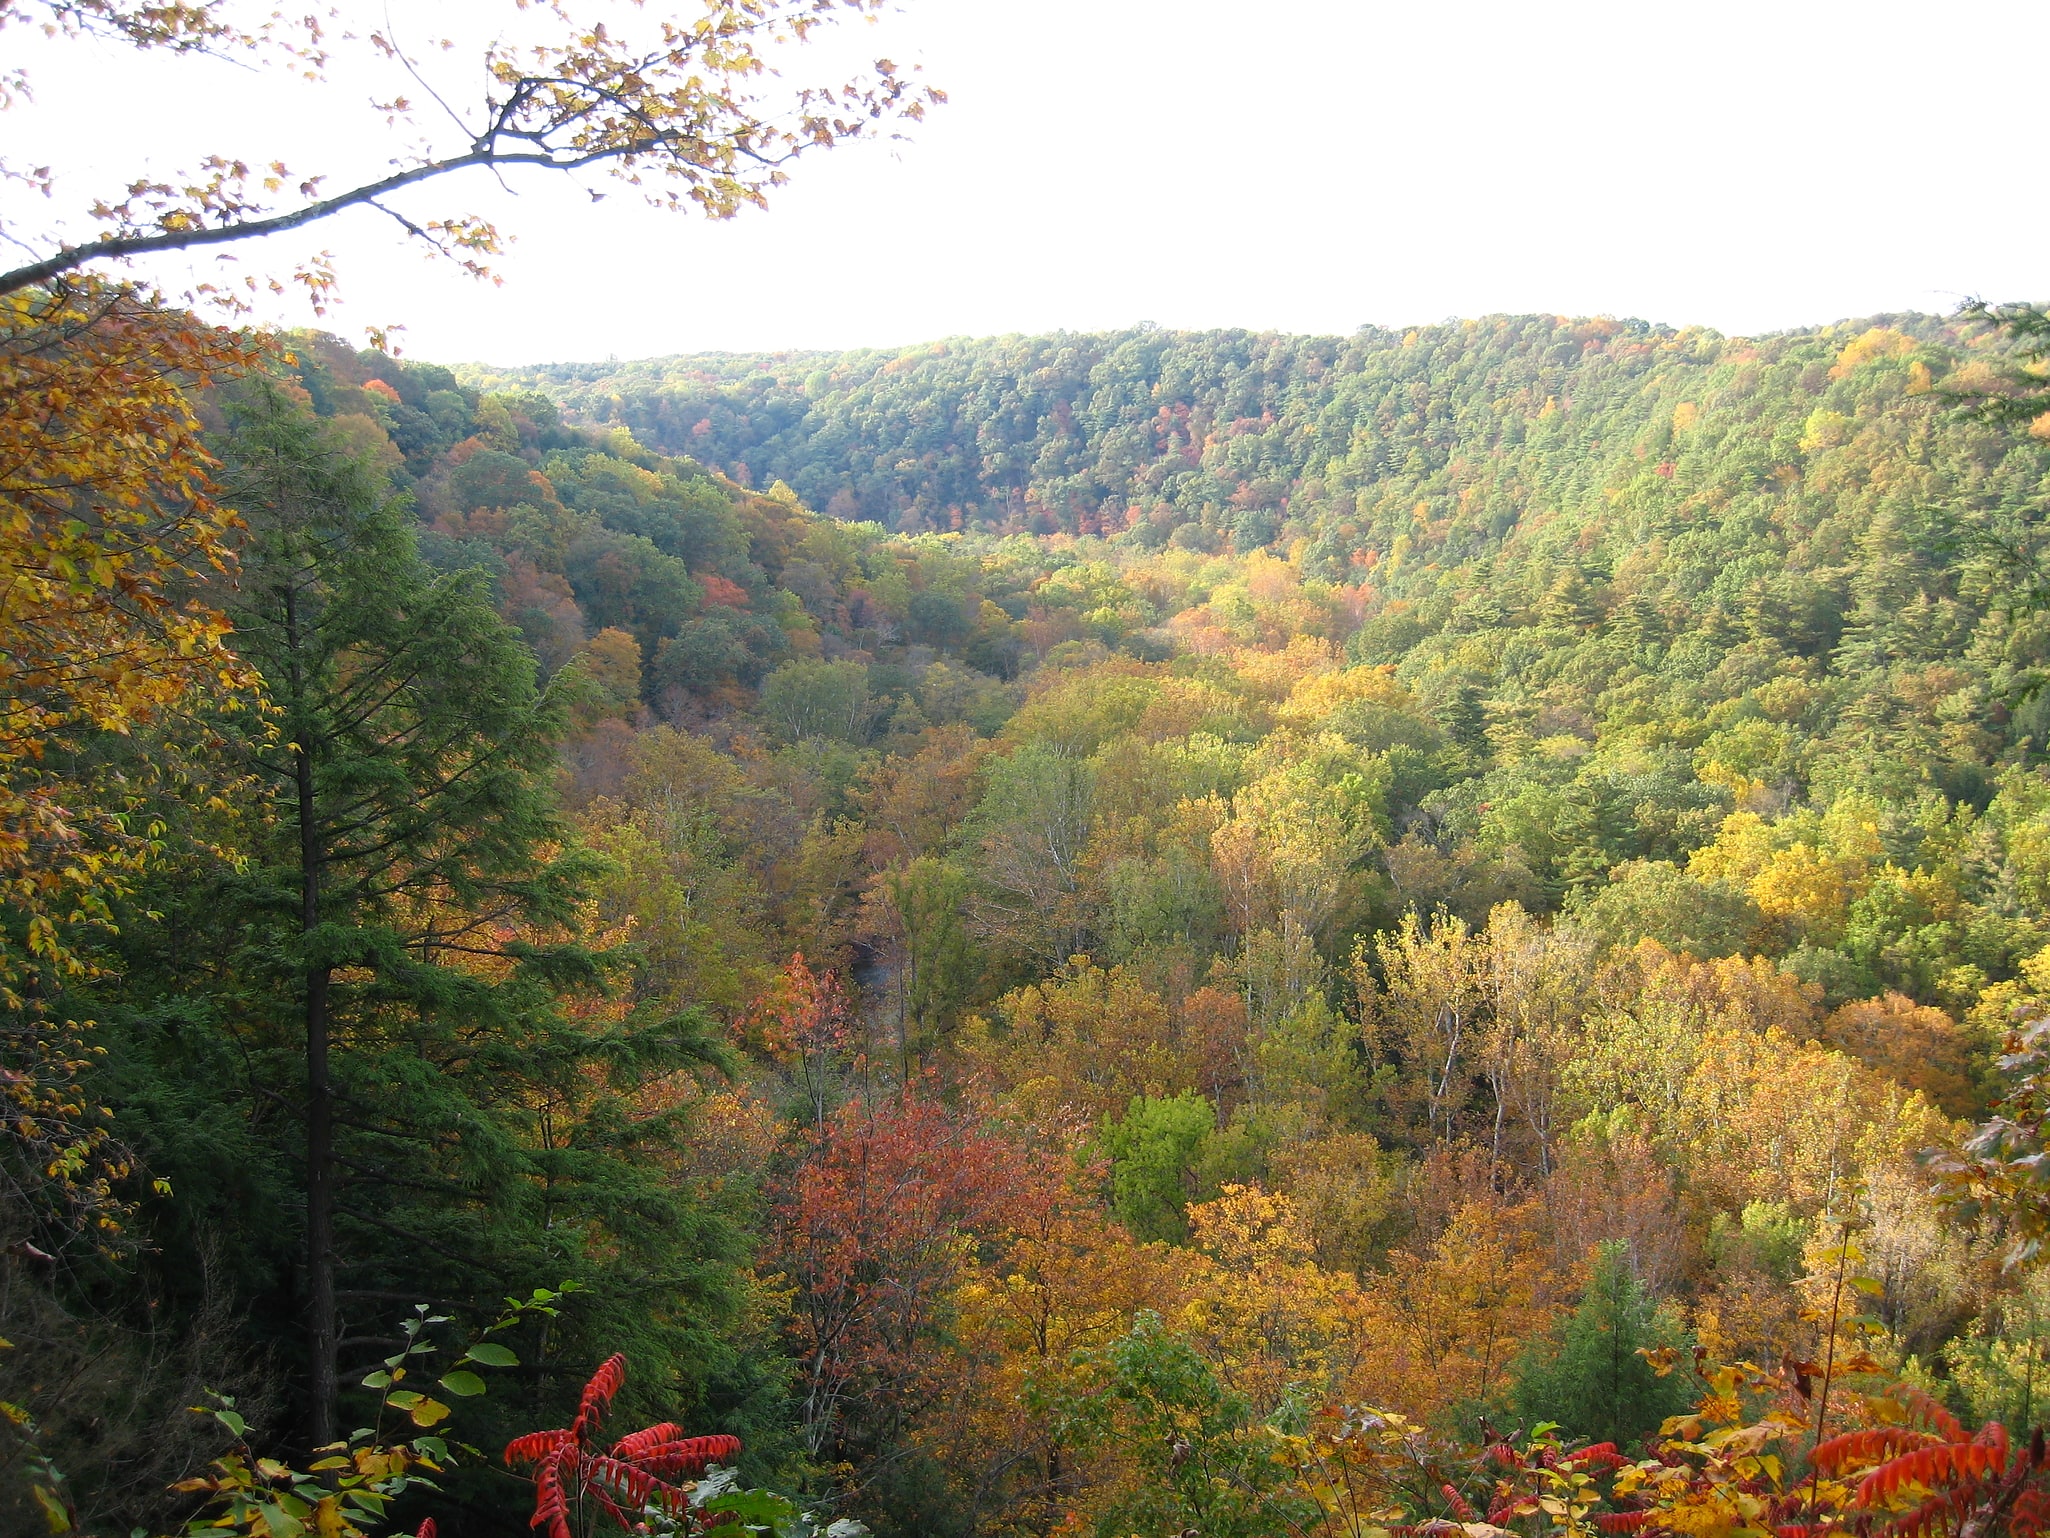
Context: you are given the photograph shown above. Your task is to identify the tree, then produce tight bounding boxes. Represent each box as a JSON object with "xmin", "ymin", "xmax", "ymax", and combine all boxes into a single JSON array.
[
  {"xmin": 1476, "ymin": 903, "xmax": 1594, "ymax": 1173},
  {"xmin": 772, "ymin": 1094, "xmax": 1024, "ymax": 1481},
  {"xmin": 0, "ymin": 285, "xmax": 253, "ymax": 985},
  {"xmin": 1353, "ymin": 1199, "xmax": 1555, "ymax": 1427},
  {"xmin": 0, "ymin": 0, "xmax": 941, "ymax": 301},
  {"xmin": 866, "ymin": 858, "xmax": 974, "ymax": 1073},
  {"xmin": 966, "ymin": 742, "xmax": 1095, "ymax": 966},
  {"xmin": 214, "ymin": 386, "xmax": 594, "ymax": 1445},
  {"xmin": 1210, "ymin": 749, "xmax": 1379, "ymax": 946},
  {"xmin": 1051, "ymin": 1312, "xmax": 1307, "ymax": 1538},
  {"xmin": 1511, "ymin": 1241, "xmax": 1692, "ymax": 1448},
  {"xmin": 962, "ymin": 959, "xmax": 1193, "ymax": 1125},
  {"xmin": 749, "ymin": 951, "xmax": 853, "ymax": 1133},
  {"xmin": 1357, "ymin": 910, "xmax": 1489, "ymax": 1142},
  {"xmin": 760, "ymin": 658, "xmax": 874, "ymax": 744},
  {"xmin": 1102, "ymin": 1092, "xmax": 1215, "ymax": 1245},
  {"xmin": 931, "ymin": 1178, "xmax": 1188, "ymax": 1533},
  {"xmin": 0, "ymin": 281, "xmax": 256, "ymax": 1246}
]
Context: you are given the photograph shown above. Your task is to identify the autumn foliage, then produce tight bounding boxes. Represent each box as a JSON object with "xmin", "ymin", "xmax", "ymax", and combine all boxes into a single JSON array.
[
  {"xmin": 505, "ymin": 1355, "xmax": 742, "ymax": 1538},
  {"xmin": 0, "ymin": 280, "xmax": 255, "ymax": 988}
]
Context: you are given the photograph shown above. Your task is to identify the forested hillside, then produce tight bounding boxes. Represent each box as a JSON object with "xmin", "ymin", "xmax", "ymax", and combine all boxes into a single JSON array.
[
  {"xmin": 473, "ymin": 314, "xmax": 2050, "ymax": 1003},
  {"xmin": 472, "ymin": 313, "xmax": 1969, "ymax": 559},
  {"xmin": 19, "ymin": 306, "xmax": 2050, "ymax": 1538}
]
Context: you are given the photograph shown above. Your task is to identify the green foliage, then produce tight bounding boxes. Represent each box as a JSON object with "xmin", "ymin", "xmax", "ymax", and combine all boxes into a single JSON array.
[
  {"xmin": 1705, "ymin": 1201, "xmax": 1810, "ymax": 1283},
  {"xmin": 171, "ymin": 1290, "xmax": 555, "ymax": 1538},
  {"xmin": 1512, "ymin": 1242, "xmax": 1694, "ymax": 1448},
  {"xmin": 1570, "ymin": 860, "xmax": 1756, "ymax": 959},
  {"xmin": 761, "ymin": 660, "xmax": 875, "ymax": 744},
  {"xmin": 1049, "ymin": 1313, "xmax": 1307, "ymax": 1538},
  {"xmin": 1943, "ymin": 1264, "xmax": 2050, "ymax": 1430},
  {"xmin": 1103, "ymin": 1093, "xmax": 1217, "ymax": 1244}
]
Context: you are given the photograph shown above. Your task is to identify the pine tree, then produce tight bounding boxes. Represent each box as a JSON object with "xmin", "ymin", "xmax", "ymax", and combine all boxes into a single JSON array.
[
  {"xmin": 1511, "ymin": 1240, "xmax": 1693, "ymax": 1448},
  {"xmin": 147, "ymin": 386, "xmax": 766, "ymax": 1454}
]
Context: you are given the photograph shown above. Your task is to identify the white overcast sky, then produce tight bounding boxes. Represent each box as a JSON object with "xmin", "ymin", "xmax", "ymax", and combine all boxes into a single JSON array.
[{"xmin": 8, "ymin": 0, "xmax": 2049, "ymax": 364}]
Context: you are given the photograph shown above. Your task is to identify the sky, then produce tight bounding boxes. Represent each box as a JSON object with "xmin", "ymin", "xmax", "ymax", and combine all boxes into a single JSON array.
[{"xmin": 9, "ymin": 0, "xmax": 2050, "ymax": 364}]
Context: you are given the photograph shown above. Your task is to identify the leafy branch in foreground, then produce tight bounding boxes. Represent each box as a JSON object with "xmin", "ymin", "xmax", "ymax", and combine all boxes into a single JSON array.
[
  {"xmin": 167, "ymin": 1286, "xmax": 570, "ymax": 1538},
  {"xmin": 505, "ymin": 1353, "xmax": 865, "ymax": 1538},
  {"xmin": 0, "ymin": 275, "xmax": 262, "ymax": 1251},
  {"xmin": 0, "ymin": 0, "xmax": 943, "ymax": 305}
]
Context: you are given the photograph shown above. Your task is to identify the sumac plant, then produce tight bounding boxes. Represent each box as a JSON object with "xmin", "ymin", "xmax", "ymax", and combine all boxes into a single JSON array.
[
  {"xmin": 504, "ymin": 1355, "xmax": 863, "ymax": 1538},
  {"xmin": 1811, "ymin": 1391, "xmax": 2050, "ymax": 1538}
]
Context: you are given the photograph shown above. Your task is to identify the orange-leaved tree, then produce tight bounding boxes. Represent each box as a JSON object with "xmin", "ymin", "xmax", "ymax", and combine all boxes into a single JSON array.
[
  {"xmin": 0, "ymin": 277, "xmax": 259, "ymax": 1243},
  {"xmin": 772, "ymin": 1092, "xmax": 1028, "ymax": 1479}
]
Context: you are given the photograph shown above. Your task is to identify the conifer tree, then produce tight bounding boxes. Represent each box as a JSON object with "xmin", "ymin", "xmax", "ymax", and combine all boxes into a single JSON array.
[
  {"xmin": 218, "ymin": 384, "xmax": 595, "ymax": 1442},
  {"xmin": 1511, "ymin": 1240, "xmax": 1693, "ymax": 1447},
  {"xmin": 170, "ymin": 387, "xmax": 768, "ymax": 1458}
]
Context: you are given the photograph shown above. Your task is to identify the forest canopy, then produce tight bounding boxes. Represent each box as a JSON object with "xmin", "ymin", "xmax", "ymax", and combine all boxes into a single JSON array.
[{"xmin": 13, "ymin": 301, "xmax": 2050, "ymax": 1538}]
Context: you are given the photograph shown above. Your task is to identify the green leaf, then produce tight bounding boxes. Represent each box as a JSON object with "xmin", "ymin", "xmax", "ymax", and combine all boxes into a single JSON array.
[
  {"xmin": 213, "ymin": 1409, "xmax": 248, "ymax": 1436},
  {"xmin": 462, "ymin": 1342, "xmax": 519, "ymax": 1367},
  {"xmin": 361, "ymin": 1370, "xmax": 393, "ymax": 1389},
  {"xmin": 30, "ymin": 1483, "xmax": 71, "ymax": 1535},
  {"xmin": 702, "ymin": 1486, "xmax": 801, "ymax": 1532},
  {"xmin": 438, "ymin": 1370, "xmax": 486, "ymax": 1397},
  {"xmin": 386, "ymin": 1390, "xmax": 425, "ymax": 1410}
]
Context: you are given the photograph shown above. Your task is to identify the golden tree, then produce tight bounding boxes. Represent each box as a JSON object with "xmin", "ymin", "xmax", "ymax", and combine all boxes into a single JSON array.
[{"xmin": 0, "ymin": 280, "xmax": 257, "ymax": 1240}]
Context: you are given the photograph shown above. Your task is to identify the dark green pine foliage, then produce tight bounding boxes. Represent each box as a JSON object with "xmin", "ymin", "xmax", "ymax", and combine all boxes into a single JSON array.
[
  {"xmin": 94, "ymin": 390, "xmax": 777, "ymax": 1488},
  {"xmin": 1511, "ymin": 1241, "xmax": 1693, "ymax": 1448}
]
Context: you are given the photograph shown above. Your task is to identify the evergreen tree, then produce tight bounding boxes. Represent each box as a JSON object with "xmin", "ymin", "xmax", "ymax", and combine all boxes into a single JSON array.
[
  {"xmin": 221, "ymin": 384, "xmax": 595, "ymax": 1444},
  {"xmin": 1512, "ymin": 1241, "xmax": 1693, "ymax": 1448},
  {"xmin": 99, "ymin": 390, "xmax": 768, "ymax": 1465}
]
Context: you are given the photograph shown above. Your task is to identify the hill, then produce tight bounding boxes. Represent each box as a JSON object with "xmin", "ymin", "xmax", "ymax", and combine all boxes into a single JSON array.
[{"xmin": 18, "ymin": 309, "xmax": 2050, "ymax": 1537}]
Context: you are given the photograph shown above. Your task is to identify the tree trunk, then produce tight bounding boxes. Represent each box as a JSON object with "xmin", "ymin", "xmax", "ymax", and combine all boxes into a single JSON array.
[
  {"xmin": 286, "ymin": 579, "xmax": 338, "ymax": 1448},
  {"xmin": 305, "ymin": 957, "xmax": 336, "ymax": 1447}
]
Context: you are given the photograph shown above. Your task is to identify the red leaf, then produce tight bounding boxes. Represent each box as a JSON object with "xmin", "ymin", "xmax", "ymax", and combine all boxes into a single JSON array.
[
  {"xmin": 1975, "ymin": 1421, "xmax": 2011, "ymax": 1465},
  {"xmin": 611, "ymin": 1422, "xmax": 686, "ymax": 1460},
  {"xmin": 1856, "ymin": 1443, "xmax": 2002, "ymax": 1506},
  {"xmin": 1567, "ymin": 1442, "xmax": 1626, "ymax": 1471},
  {"xmin": 636, "ymin": 1434, "xmax": 745, "ymax": 1478},
  {"xmin": 2010, "ymin": 1486, "xmax": 2050, "ymax": 1537},
  {"xmin": 1899, "ymin": 1388, "xmax": 1966, "ymax": 1444},
  {"xmin": 505, "ymin": 1429, "xmax": 574, "ymax": 1468},
  {"xmin": 1877, "ymin": 1487, "xmax": 1976, "ymax": 1538},
  {"xmin": 531, "ymin": 1454, "xmax": 573, "ymax": 1538},
  {"xmin": 1813, "ymin": 1428, "xmax": 1939, "ymax": 1475},
  {"xmin": 570, "ymin": 1354, "xmax": 628, "ymax": 1443}
]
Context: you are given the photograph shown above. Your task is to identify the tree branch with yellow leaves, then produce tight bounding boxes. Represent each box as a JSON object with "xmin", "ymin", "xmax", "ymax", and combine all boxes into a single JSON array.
[{"xmin": 0, "ymin": 0, "xmax": 941, "ymax": 301}]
